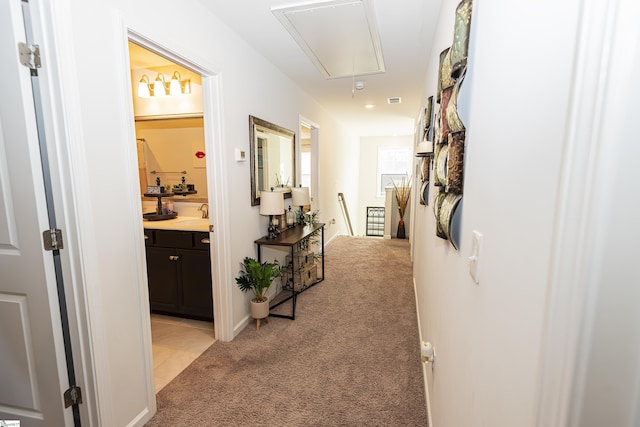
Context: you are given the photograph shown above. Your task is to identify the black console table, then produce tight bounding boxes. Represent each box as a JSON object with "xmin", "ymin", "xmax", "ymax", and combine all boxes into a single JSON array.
[{"xmin": 255, "ymin": 223, "xmax": 325, "ymax": 320}]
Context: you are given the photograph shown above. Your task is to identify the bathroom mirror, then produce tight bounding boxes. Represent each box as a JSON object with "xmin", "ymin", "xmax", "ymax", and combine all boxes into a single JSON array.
[
  {"xmin": 136, "ymin": 117, "xmax": 208, "ymax": 203},
  {"xmin": 249, "ymin": 115, "xmax": 296, "ymax": 206}
]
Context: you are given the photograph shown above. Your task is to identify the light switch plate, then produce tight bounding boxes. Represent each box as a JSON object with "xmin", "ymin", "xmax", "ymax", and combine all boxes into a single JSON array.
[{"xmin": 469, "ymin": 230, "xmax": 483, "ymax": 284}]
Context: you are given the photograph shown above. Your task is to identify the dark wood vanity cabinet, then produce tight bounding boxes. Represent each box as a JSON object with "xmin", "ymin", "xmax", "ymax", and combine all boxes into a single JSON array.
[{"xmin": 144, "ymin": 229, "xmax": 213, "ymax": 320}]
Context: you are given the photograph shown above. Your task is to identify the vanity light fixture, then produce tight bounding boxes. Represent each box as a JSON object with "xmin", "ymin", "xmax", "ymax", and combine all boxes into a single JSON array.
[{"xmin": 137, "ymin": 71, "xmax": 191, "ymax": 98}]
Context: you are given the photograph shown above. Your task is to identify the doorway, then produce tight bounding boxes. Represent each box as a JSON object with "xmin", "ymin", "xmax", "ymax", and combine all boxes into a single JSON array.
[
  {"xmin": 299, "ymin": 118, "xmax": 319, "ymax": 210},
  {"xmin": 127, "ymin": 39, "xmax": 216, "ymax": 392}
]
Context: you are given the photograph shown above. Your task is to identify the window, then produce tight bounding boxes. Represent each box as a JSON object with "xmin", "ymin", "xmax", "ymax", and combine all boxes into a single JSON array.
[{"xmin": 377, "ymin": 146, "xmax": 411, "ymax": 196}]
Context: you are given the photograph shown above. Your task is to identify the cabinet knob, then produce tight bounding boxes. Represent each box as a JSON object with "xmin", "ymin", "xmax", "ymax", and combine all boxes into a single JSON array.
[
  {"xmin": 201, "ymin": 238, "xmax": 210, "ymax": 244},
  {"xmin": 144, "ymin": 235, "xmax": 149, "ymax": 240},
  {"xmin": 169, "ymin": 255, "xmax": 180, "ymax": 261}
]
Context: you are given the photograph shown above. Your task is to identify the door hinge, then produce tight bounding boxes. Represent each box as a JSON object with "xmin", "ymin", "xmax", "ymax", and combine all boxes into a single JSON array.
[
  {"xmin": 18, "ymin": 42, "xmax": 41, "ymax": 71},
  {"xmin": 43, "ymin": 229, "xmax": 64, "ymax": 251},
  {"xmin": 63, "ymin": 385, "xmax": 82, "ymax": 408}
]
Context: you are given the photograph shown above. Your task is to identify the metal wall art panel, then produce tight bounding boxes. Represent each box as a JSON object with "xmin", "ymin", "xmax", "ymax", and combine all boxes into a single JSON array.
[
  {"xmin": 434, "ymin": 192, "xmax": 447, "ymax": 238},
  {"xmin": 434, "ymin": 143, "xmax": 448, "ymax": 187},
  {"xmin": 440, "ymin": 86, "xmax": 453, "ymax": 141},
  {"xmin": 447, "ymin": 131, "xmax": 465, "ymax": 194},
  {"xmin": 436, "ymin": 47, "xmax": 451, "ymax": 103},
  {"xmin": 438, "ymin": 193, "xmax": 462, "ymax": 248},
  {"xmin": 446, "ymin": 77, "xmax": 466, "ymax": 134},
  {"xmin": 427, "ymin": 0, "xmax": 473, "ymax": 250},
  {"xmin": 451, "ymin": 0, "xmax": 473, "ymax": 80}
]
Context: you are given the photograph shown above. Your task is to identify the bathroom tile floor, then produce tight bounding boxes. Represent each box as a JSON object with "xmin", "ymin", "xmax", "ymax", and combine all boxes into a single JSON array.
[{"xmin": 151, "ymin": 314, "xmax": 215, "ymax": 393}]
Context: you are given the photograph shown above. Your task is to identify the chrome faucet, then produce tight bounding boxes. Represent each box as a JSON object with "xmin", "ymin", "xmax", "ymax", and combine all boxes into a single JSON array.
[{"xmin": 199, "ymin": 203, "xmax": 209, "ymax": 219}]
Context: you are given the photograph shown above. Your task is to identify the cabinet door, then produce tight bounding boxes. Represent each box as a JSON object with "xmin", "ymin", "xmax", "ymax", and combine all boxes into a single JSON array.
[
  {"xmin": 179, "ymin": 248, "xmax": 213, "ymax": 319},
  {"xmin": 146, "ymin": 246, "xmax": 179, "ymax": 313}
]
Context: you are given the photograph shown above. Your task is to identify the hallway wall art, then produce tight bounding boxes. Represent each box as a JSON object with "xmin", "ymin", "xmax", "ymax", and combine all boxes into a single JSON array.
[
  {"xmin": 419, "ymin": 95, "xmax": 434, "ymax": 206},
  {"xmin": 431, "ymin": 0, "xmax": 473, "ymax": 249}
]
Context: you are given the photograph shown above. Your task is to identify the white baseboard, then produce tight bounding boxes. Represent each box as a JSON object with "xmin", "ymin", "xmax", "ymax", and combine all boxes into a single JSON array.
[{"xmin": 413, "ymin": 277, "xmax": 433, "ymax": 427}]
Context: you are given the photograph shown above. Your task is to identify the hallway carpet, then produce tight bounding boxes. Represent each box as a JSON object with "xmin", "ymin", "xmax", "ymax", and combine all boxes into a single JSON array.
[{"xmin": 146, "ymin": 236, "xmax": 427, "ymax": 426}]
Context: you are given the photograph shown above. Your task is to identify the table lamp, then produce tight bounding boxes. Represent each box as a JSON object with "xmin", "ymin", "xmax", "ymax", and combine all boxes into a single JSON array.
[
  {"xmin": 260, "ymin": 189, "xmax": 284, "ymax": 239},
  {"xmin": 291, "ymin": 186, "xmax": 310, "ymax": 225}
]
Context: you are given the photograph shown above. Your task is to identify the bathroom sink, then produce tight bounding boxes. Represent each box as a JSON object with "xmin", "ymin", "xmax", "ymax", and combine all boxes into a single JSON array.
[{"xmin": 173, "ymin": 218, "xmax": 208, "ymax": 226}]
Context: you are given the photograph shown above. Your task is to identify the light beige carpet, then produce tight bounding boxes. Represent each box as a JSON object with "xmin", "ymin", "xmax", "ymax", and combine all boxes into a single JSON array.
[{"xmin": 146, "ymin": 236, "xmax": 427, "ymax": 426}]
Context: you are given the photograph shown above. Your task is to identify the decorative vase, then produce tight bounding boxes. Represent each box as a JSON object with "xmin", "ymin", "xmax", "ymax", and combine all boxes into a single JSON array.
[
  {"xmin": 250, "ymin": 297, "xmax": 270, "ymax": 330},
  {"xmin": 250, "ymin": 297, "xmax": 269, "ymax": 319},
  {"xmin": 397, "ymin": 219, "xmax": 406, "ymax": 239}
]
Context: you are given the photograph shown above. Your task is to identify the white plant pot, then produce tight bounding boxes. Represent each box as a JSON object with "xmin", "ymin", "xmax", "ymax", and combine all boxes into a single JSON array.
[{"xmin": 250, "ymin": 297, "xmax": 269, "ymax": 320}]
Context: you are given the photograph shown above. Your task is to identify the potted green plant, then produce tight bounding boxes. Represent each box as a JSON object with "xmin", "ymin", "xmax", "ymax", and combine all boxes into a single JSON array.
[{"xmin": 235, "ymin": 257, "xmax": 285, "ymax": 329}]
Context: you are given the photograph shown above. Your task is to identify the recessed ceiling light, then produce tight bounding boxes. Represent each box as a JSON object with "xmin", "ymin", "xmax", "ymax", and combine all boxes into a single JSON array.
[{"xmin": 364, "ymin": 104, "xmax": 375, "ymax": 109}]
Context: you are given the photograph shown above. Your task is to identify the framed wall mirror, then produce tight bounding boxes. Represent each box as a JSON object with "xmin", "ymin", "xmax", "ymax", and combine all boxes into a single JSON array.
[{"xmin": 249, "ymin": 115, "xmax": 296, "ymax": 206}]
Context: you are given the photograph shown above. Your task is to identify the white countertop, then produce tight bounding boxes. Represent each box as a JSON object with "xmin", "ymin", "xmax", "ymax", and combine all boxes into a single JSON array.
[{"xmin": 142, "ymin": 216, "xmax": 209, "ymax": 232}]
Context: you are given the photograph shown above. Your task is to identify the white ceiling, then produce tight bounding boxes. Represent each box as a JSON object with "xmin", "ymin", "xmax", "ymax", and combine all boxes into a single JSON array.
[
  {"xmin": 130, "ymin": 0, "xmax": 442, "ymax": 136},
  {"xmin": 200, "ymin": 0, "xmax": 443, "ymax": 136},
  {"xmin": 271, "ymin": 0, "xmax": 386, "ymax": 79}
]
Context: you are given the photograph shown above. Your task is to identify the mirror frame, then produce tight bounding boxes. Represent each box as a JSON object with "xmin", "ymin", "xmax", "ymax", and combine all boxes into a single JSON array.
[{"xmin": 249, "ymin": 115, "xmax": 296, "ymax": 206}]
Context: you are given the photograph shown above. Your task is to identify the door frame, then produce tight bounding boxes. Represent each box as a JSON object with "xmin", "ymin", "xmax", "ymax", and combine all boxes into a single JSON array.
[
  {"xmin": 298, "ymin": 115, "xmax": 320, "ymax": 211},
  {"xmin": 22, "ymin": 3, "xmax": 235, "ymax": 423},
  {"xmin": 534, "ymin": 0, "xmax": 627, "ymax": 425},
  {"xmin": 22, "ymin": 0, "xmax": 103, "ymax": 424},
  {"xmin": 121, "ymin": 27, "xmax": 234, "ymax": 344}
]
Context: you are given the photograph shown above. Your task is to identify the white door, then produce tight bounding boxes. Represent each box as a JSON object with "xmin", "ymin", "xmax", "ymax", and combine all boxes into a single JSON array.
[{"xmin": 0, "ymin": 1, "xmax": 73, "ymax": 426}]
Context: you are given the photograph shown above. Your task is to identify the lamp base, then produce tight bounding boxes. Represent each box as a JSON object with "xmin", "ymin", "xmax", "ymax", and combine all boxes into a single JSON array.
[
  {"xmin": 267, "ymin": 217, "xmax": 280, "ymax": 239},
  {"xmin": 297, "ymin": 207, "xmax": 306, "ymax": 225}
]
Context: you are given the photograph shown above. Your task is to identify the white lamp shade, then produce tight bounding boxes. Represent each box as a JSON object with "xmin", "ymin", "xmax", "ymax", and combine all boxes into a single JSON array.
[
  {"xmin": 291, "ymin": 187, "xmax": 310, "ymax": 206},
  {"xmin": 169, "ymin": 77, "xmax": 181, "ymax": 95},
  {"xmin": 138, "ymin": 81, "xmax": 150, "ymax": 98},
  {"xmin": 259, "ymin": 191, "xmax": 284, "ymax": 216},
  {"xmin": 169, "ymin": 71, "xmax": 182, "ymax": 95},
  {"xmin": 137, "ymin": 75, "xmax": 150, "ymax": 98},
  {"xmin": 153, "ymin": 74, "xmax": 166, "ymax": 97}
]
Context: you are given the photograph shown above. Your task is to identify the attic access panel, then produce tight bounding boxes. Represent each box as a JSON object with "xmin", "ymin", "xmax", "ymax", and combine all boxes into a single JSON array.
[{"xmin": 272, "ymin": 0, "xmax": 386, "ymax": 79}]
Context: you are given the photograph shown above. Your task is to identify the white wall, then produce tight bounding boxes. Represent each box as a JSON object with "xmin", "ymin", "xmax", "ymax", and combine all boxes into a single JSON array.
[
  {"xmin": 412, "ymin": 0, "xmax": 581, "ymax": 425},
  {"xmin": 357, "ymin": 135, "xmax": 413, "ymax": 236},
  {"xmin": 319, "ymin": 125, "xmax": 360, "ymax": 236},
  {"xmin": 566, "ymin": 1, "xmax": 640, "ymax": 425},
  {"xmin": 48, "ymin": 0, "xmax": 356, "ymax": 424}
]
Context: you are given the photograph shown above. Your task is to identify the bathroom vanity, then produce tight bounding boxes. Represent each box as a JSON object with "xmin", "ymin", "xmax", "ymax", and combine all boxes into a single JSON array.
[{"xmin": 143, "ymin": 219, "xmax": 212, "ymax": 320}]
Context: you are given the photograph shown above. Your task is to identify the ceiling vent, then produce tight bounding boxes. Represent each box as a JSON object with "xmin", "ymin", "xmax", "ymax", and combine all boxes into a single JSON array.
[
  {"xmin": 272, "ymin": 0, "xmax": 386, "ymax": 80},
  {"xmin": 387, "ymin": 97, "xmax": 402, "ymax": 105}
]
